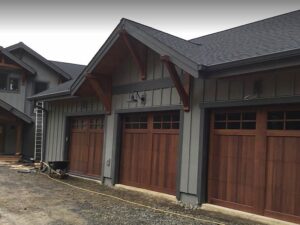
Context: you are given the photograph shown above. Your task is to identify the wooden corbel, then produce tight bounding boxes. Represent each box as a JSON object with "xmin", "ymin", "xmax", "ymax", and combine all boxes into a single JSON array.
[
  {"xmin": 120, "ymin": 30, "xmax": 147, "ymax": 80},
  {"xmin": 86, "ymin": 74, "xmax": 112, "ymax": 114},
  {"xmin": 161, "ymin": 55, "xmax": 191, "ymax": 112}
]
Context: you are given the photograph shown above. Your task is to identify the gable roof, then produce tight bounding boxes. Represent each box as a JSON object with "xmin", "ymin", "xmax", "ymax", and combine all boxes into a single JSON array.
[
  {"xmin": 32, "ymin": 10, "xmax": 300, "ymax": 100},
  {"xmin": 6, "ymin": 42, "xmax": 72, "ymax": 80},
  {"xmin": 0, "ymin": 47, "xmax": 36, "ymax": 74},
  {"xmin": 190, "ymin": 10, "xmax": 300, "ymax": 69},
  {"xmin": 0, "ymin": 99, "xmax": 32, "ymax": 123}
]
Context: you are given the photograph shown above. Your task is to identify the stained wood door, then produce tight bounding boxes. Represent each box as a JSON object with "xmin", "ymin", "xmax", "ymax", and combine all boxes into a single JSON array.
[
  {"xmin": 119, "ymin": 111, "xmax": 179, "ymax": 195},
  {"xmin": 208, "ymin": 107, "xmax": 300, "ymax": 224},
  {"xmin": 69, "ymin": 117, "xmax": 104, "ymax": 178}
]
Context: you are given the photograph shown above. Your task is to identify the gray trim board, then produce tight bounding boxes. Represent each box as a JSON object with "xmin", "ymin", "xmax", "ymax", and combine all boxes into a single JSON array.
[
  {"xmin": 101, "ymin": 116, "xmax": 108, "ymax": 183},
  {"xmin": 115, "ymin": 105, "xmax": 182, "ymax": 114},
  {"xmin": 197, "ymin": 109, "xmax": 209, "ymax": 204},
  {"xmin": 176, "ymin": 109, "xmax": 184, "ymax": 200},
  {"xmin": 111, "ymin": 114, "xmax": 122, "ymax": 185},
  {"xmin": 0, "ymin": 99, "xmax": 32, "ymax": 123},
  {"xmin": 200, "ymin": 96, "xmax": 300, "ymax": 109},
  {"xmin": 112, "ymin": 77, "xmax": 175, "ymax": 95}
]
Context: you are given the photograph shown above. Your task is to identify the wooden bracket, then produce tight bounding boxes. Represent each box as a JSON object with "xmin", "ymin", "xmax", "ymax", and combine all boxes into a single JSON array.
[
  {"xmin": 120, "ymin": 30, "xmax": 147, "ymax": 80},
  {"xmin": 86, "ymin": 74, "xmax": 112, "ymax": 114},
  {"xmin": 161, "ymin": 55, "xmax": 190, "ymax": 112}
]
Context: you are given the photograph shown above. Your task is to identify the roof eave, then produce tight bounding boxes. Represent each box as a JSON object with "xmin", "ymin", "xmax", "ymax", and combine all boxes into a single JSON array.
[{"xmin": 71, "ymin": 20, "xmax": 200, "ymax": 95}]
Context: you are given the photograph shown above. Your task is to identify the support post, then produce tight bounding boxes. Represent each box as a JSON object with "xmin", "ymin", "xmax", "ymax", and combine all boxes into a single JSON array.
[{"xmin": 15, "ymin": 122, "xmax": 23, "ymax": 156}]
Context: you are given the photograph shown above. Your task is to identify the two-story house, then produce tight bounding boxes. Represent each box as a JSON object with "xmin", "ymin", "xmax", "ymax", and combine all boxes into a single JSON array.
[{"xmin": 0, "ymin": 42, "xmax": 85, "ymax": 161}]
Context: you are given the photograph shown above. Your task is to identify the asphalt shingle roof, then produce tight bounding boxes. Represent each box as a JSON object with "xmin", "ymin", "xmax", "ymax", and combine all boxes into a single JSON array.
[
  {"xmin": 190, "ymin": 10, "xmax": 300, "ymax": 66},
  {"xmin": 29, "ymin": 61, "xmax": 85, "ymax": 99},
  {"xmin": 50, "ymin": 61, "xmax": 85, "ymax": 79}
]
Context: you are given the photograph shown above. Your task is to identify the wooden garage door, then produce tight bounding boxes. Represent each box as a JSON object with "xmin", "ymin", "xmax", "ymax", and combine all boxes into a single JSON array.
[
  {"xmin": 208, "ymin": 107, "xmax": 300, "ymax": 223},
  {"xmin": 119, "ymin": 111, "xmax": 179, "ymax": 195},
  {"xmin": 69, "ymin": 117, "xmax": 104, "ymax": 178}
]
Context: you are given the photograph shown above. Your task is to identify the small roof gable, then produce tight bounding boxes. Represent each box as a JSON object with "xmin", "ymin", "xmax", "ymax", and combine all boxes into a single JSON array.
[
  {"xmin": 0, "ymin": 47, "xmax": 36, "ymax": 74},
  {"xmin": 6, "ymin": 42, "xmax": 72, "ymax": 80},
  {"xmin": 0, "ymin": 99, "xmax": 32, "ymax": 123}
]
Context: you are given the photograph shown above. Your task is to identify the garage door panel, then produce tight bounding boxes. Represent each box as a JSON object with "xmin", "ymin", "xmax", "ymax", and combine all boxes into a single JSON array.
[
  {"xmin": 266, "ymin": 136, "xmax": 300, "ymax": 217},
  {"xmin": 150, "ymin": 133, "xmax": 177, "ymax": 193},
  {"xmin": 120, "ymin": 112, "xmax": 179, "ymax": 195},
  {"xmin": 69, "ymin": 117, "xmax": 104, "ymax": 178}
]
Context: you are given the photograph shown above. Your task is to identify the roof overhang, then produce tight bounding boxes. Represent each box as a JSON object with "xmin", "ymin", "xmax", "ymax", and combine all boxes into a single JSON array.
[
  {"xmin": 0, "ymin": 99, "xmax": 32, "ymax": 123},
  {"xmin": 6, "ymin": 43, "xmax": 71, "ymax": 80},
  {"xmin": 0, "ymin": 47, "xmax": 36, "ymax": 75},
  {"xmin": 71, "ymin": 19, "xmax": 200, "ymax": 95}
]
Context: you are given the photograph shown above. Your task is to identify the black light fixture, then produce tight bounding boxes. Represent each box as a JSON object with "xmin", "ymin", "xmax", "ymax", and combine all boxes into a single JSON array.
[{"xmin": 128, "ymin": 91, "xmax": 146, "ymax": 105}]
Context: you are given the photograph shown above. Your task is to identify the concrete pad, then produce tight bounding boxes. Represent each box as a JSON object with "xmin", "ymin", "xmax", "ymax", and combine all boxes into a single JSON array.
[{"xmin": 201, "ymin": 204, "xmax": 298, "ymax": 225}]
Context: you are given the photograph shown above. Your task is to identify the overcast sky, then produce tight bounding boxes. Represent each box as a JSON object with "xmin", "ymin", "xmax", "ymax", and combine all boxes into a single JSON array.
[{"xmin": 1, "ymin": 0, "xmax": 300, "ymax": 65}]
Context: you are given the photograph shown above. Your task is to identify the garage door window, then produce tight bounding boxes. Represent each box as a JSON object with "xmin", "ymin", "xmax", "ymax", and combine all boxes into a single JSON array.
[
  {"xmin": 214, "ymin": 112, "xmax": 256, "ymax": 130},
  {"xmin": 124, "ymin": 114, "xmax": 147, "ymax": 129},
  {"xmin": 267, "ymin": 111, "xmax": 300, "ymax": 130},
  {"xmin": 153, "ymin": 112, "xmax": 180, "ymax": 129}
]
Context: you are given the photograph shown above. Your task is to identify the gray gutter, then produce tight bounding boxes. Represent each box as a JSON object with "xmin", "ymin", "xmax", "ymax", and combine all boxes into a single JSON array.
[
  {"xmin": 28, "ymin": 90, "xmax": 71, "ymax": 101},
  {"xmin": 202, "ymin": 48, "xmax": 300, "ymax": 75}
]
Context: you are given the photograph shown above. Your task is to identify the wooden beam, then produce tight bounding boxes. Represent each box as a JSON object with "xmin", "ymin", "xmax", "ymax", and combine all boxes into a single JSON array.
[
  {"xmin": 0, "ymin": 62, "xmax": 22, "ymax": 70},
  {"xmin": 86, "ymin": 74, "xmax": 112, "ymax": 114},
  {"xmin": 15, "ymin": 123, "xmax": 23, "ymax": 155},
  {"xmin": 120, "ymin": 30, "xmax": 147, "ymax": 80},
  {"xmin": 161, "ymin": 55, "xmax": 190, "ymax": 112}
]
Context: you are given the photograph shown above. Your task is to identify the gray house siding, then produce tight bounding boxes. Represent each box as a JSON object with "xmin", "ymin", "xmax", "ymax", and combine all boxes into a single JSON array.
[
  {"xmin": 202, "ymin": 66, "xmax": 300, "ymax": 106},
  {"xmin": 0, "ymin": 72, "xmax": 26, "ymax": 112}
]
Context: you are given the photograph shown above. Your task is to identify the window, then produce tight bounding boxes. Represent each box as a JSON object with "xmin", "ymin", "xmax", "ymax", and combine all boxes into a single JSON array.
[
  {"xmin": 153, "ymin": 112, "xmax": 180, "ymax": 129},
  {"xmin": 267, "ymin": 111, "xmax": 300, "ymax": 130},
  {"xmin": 214, "ymin": 112, "xmax": 256, "ymax": 130},
  {"xmin": 0, "ymin": 73, "xmax": 8, "ymax": 90},
  {"xmin": 89, "ymin": 118, "xmax": 104, "ymax": 129},
  {"xmin": 34, "ymin": 81, "xmax": 48, "ymax": 94},
  {"xmin": 0, "ymin": 73, "xmax": 20, "ymax": 92},
  {"xmin": 124, "ymin": 114, "xmax": 148, "ymax": 129},
  {"xmin": 8, "ymin": 78, "xmax": 19, "ymax": 91}
]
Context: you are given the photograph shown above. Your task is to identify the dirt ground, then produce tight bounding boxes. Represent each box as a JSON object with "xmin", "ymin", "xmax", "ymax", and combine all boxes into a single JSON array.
[{"xmin": 0, "ymin": 162, "xmax": 264, "ymax": 225}]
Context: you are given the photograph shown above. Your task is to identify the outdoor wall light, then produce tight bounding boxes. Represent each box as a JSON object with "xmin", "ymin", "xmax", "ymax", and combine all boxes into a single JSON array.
[{"xmin": 127, "ymin": 91, "xmax": 146, "ymax": 105}]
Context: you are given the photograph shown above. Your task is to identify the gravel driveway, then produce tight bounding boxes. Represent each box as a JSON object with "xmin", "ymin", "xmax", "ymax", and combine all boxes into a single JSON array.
[{"xmin": 0, "ymin": 162, "xmax": 264, "ymax": 225}]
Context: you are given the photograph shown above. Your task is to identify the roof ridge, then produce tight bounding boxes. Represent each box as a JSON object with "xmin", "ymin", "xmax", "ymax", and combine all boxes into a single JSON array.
[
  {"xmin": 122, "ymin": 18, "xmax": 201, "ymax": 48},
  {"xmin": 190, "ymin": 9, "xmax": 300, "ymax": 42},
  {"xmin": 6, "ymin": 42, "xmax": 72, "ymax": 80},
  {"xmin": 50, "ymin": 60, "xmax": 85, "ymax": 67}
]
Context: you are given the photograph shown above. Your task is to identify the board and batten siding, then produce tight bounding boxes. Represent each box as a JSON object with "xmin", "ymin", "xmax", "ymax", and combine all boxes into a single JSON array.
[
  {"xmin": 102, "ymin": 49, "xmax": 182, "ymax": 180},
  {"xmin": 202, "ymin": 67, "xmax": 300, "ymax": 104},
  {"xmin": 45, "ymin": 98, "xmax": 104, "ymax": 161}
]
